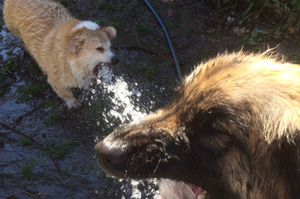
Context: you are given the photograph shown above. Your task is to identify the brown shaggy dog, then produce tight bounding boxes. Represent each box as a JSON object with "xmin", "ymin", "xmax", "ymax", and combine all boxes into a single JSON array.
[
  {"xmin": 95, "ymin": 51, "xmax": 300, "ymax": 199},
  {"xmin": 4, "ymin": 0, "xmax": 119, "ymax": 108}
]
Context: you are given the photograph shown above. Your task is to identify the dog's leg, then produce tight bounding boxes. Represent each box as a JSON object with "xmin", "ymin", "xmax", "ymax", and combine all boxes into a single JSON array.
[{"xmin": 53, "ymin": 86, "xmax": 80, "ymax": 109}]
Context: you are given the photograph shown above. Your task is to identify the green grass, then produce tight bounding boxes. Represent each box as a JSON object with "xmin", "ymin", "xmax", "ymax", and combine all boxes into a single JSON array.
[
  {"xmin": 162, "ymin": 60, "xmax": 172, "ymax": 66},
  {"xmin": 109, "ymin": 21, "xmax": 121, "ymax": 30},
  {"xmin": 206, "ymin": 0, "xmax": 300, "ymax": 33},
  {"xmin": 57, "ymin": 0, "xmax": 66, "ymax": 4},
  {"xmin": 98, "ymin": 171, "xmax": 107, "ymax": 180},
  {"xmin": 146, "ymin": 66, "xmax": 155, "ymax": 79},
  {"xmin": 20, "ymin": 137, "xmax": 32, "ymax": 147},
  {"xmin": 20, "ymin": 158, "xmax": 36, "ymax": 181},
  {"xmin": 242, "ymin": 29, "xmax": 280, "ymax": 50},
  {"xmin": 0, "ymin": 89, "xmax": 4, "ymax": 97},
  {"xmin": 17, "ymin": 82, "xmax": 42, "ymax": 100},
  {"xmin": 97, "ymin": 2, "xmax": 115, "ymax": 11},
  {"xmin": 44, "ymin": 102, "xmax": 55, "ymax": 111},
  {"xmin": 20, "ymin": 164, "xmax": 33, "ymax": 181},
  {"xmin": 45, "ymin": 140, "xmax": 72, "ymax": 159},
  {"xmin": 84, "ymin": 96, "xmax": 109, "ymax": 120},
  {"xmin": 43, "ymin": 103, "xmax": 60, "ymax": 126},
  {"xmin": 60, "ymin": 168, "xmax": 71, "ymax": 177},
  {"xmin": 28, "ymin": 62, "xmax": 41, "ymax": 73},
  {"xmin": 166, "ymin": 20, "xmax": 179, "ymax": 29},
  {"xmin": 84, "ymin": 95, "xmax": 118, "ymax": 132},
  {"xmin": 187, "ymin": 26, "xmax": 198, "ymax": 35},
  {"xmin": 41, "ymin": 175, "xmax": 52, "ymax": 185},
  {"xmin": 136, "ymin": 25, "xmax": 150, "ymax": 35},
  {"xmin": 124, "ymin": 63, "xmax": 138, "ymax": 74},
  {"xmin": 287, "ymin": 52, "xmax": 300, "ymax": 64},
  {"xmin": 0, "ymin": 18, "xmax": 4, "ymax": 27},
  {"xmin": 244, "ymin": 30, "xmax": 263, "ymax": 46},
  {"xmin": 0, "ymin": 57, "xmax": 19, "ymax": 76},
  {"xmin": 43, "ymin": 113, "xmax": 59, "ymax": 126}
]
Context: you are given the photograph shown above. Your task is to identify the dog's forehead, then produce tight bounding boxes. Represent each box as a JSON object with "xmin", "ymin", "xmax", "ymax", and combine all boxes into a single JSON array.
[
  {"xmin": 96, "ymin": 29, "xmax": 110, "ymax": 41},
  {"xmin": 84, "ymin": 29, "xmax": 110, "ymax": 43}
]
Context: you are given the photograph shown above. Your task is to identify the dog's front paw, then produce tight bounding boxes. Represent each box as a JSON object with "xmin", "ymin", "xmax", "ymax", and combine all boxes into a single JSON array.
[{"xmin": 66, "ymin": 100, "xmax": 81, "ymax": 109}]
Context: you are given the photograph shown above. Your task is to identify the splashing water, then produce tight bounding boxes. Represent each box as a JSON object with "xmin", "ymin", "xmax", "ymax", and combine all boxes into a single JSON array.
[
  {"xmin": 89, "ymin": 66, "xmax": 147, "ymax": 124},
  {"xmin": 88, "ymin": 67, "xmax": 160, "ymax": 199},
  {"xmin": 120, "ymin": 178, "xmax": 160, "ymax": 199}
]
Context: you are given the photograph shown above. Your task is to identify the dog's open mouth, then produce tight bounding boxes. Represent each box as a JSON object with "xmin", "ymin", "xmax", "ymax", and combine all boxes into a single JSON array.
[
  {"xmin": 190, "ymin": 185, "xmax": 207, "ymax": 199},
  {"xmin": 159, "ymin": 179, "xmax": 207, "ymax": 199},
  {"xmin": 93, "ymin": 62, "xmax": 112, "ymax": 76}
]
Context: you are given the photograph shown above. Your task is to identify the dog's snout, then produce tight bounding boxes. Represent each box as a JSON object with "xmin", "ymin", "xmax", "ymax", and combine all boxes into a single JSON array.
[
  {"xmin": 111, "ymin": 56, "xmax": 119, "ymax": 65},
  {"xmin": 95, "ymin": 138, "xmax": 128, "ymax": 166}
]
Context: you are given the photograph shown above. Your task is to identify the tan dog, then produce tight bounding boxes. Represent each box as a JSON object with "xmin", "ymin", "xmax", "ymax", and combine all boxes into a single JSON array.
[{"xmin": 4, "ymin": 0, "xmax": 119, "ymax": 108}]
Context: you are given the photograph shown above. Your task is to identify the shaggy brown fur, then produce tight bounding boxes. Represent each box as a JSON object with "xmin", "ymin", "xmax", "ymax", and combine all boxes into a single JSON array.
[
  {"xmin": 4, "ymin": 0, "xmax": 119, "ymax": 108},
  {"xmin": 95, "ymin": 51, "xmax": 300, "ymax": 199}
]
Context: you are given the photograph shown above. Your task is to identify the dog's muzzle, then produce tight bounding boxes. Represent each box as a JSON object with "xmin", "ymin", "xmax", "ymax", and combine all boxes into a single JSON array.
[
  {"xmin": 111, "ymin": 56, "xmax": 119, "ymax": 66},
  {"xmin": 93, "ymin": 56, "xmax": 119, "ymax": 76}
]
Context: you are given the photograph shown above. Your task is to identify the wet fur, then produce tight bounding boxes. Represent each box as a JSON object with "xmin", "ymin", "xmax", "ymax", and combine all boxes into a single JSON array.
[
  {"xmin": 4, "ymin": 0, "xmax": 117, "ymax": 108},
  {"xmin": 96, "ymin": 51, "xmax": 300, "ymax": 199}
]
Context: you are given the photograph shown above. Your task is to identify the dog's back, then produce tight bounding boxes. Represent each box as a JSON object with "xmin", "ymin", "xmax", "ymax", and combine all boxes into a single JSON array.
[{"xmin": 4, "ymin": 0, "xmax": 73, "ymax": 50}]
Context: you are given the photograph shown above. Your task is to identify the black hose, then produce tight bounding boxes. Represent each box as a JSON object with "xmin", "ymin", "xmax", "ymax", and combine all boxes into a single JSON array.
[{"xmin": 144, "ymin": 0, "xmax": 182, "ymax": 80}]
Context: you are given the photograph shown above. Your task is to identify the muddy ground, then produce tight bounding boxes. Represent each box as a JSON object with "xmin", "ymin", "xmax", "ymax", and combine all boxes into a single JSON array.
[{"xmin": 1, "ymin": 0, "xmax": 300, "ymax": 198}]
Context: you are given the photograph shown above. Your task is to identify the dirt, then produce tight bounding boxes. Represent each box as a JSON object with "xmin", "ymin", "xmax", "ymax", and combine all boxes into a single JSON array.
[{"xmin": 1, "ymin": 0, "xmax": 300, "ymax": 199}]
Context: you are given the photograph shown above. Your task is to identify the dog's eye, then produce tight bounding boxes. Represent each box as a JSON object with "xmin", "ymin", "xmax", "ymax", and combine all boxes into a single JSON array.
[{"xmin": 96, "ymin": 47, "xmax": 104, "ymax": 52}]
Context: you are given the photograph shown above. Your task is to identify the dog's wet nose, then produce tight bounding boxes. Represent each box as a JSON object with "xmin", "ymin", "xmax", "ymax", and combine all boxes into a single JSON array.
[
  {"xmin": 111, "ymin": 56, "xmax": 119, "ymax": 65},
  {"xmin": 95, "ymin": 138, "xmax": 128, "ymax": 166}
]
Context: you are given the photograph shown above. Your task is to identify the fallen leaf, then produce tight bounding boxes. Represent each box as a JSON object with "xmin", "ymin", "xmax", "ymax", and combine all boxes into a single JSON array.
[
  {"xmin": 233, "ymin": 27, "xmax": 250, "ymax": 36},
  {"xmin": 288, "ymin": 26, "xmax": 297, "ymax": 34},
  {"xmin": 168, "ymin": 9, "xmax": 176, "ymax": 17}
]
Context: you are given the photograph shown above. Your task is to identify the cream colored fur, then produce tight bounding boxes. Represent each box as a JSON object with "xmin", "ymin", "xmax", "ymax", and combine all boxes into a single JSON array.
[{"xmin": 4, "ymin": 0, "xmax": 118, "ymax": 108}]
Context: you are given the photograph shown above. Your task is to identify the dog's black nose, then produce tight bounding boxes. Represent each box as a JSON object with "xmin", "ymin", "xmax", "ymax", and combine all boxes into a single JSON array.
[
  {"xmin": 111, "ymin": 56, "xmax": 119, "ymax": 65},
  {"xmin": 95, "ymin": 138, "xmax": 128, "ymax": 166}
]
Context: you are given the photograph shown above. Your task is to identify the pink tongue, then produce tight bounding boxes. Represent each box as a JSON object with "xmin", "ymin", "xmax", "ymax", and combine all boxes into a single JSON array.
[
  {"xmin": 93, "ymin": 68, "xmax": 99, "ymax": 76},
  {"xmin": 158, "ymin": 179, "xmax": 204, "ymax": 199},
  {"xmin": 190, "ymin": 185, "xmax": 204, "ymax": 197},
  {"xmin": 93, "ymin": 63, "xmax": 103, "ymax": 76}
]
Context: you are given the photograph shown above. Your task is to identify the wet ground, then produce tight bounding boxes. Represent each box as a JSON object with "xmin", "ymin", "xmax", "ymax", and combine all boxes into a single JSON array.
[{"xmin": 1, "ymin": 0, "xmax": 300, "ymax": 198}]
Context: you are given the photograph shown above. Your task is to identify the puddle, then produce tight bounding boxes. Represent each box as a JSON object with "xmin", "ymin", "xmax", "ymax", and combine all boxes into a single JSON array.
[{"xmin": 0, "ymin": 22, "xmax": 22, "ymax": 61}]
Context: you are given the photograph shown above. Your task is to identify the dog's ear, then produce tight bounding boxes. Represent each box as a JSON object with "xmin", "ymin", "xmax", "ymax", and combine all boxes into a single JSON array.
[
  {"xmin": 66, "ymin": 33, "xmax": 85, "ymax": 54},
  {"xmin": 103, "ymin": 26, "xmax": 117, "ymax": 39}
]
